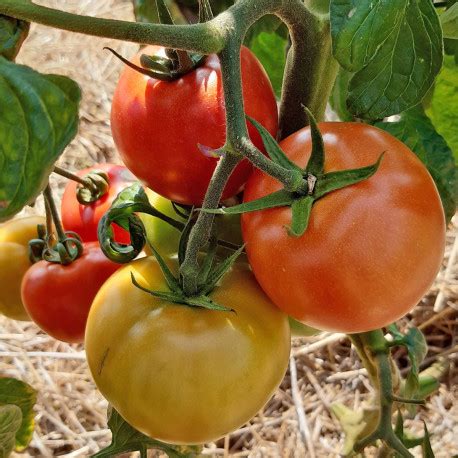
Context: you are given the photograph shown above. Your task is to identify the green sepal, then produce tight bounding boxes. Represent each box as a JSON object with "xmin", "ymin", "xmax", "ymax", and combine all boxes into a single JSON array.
[
  {"xmin": 197, "ymin": 230, "xmax": 218, "ymax": 285},
  {"xmin": 287, "ymin": 196, "xmax": 313, "ymax": 237},
  {"xmin": 140, "ymin": 54, "xmax": 172, "ymax": 74},
  {"xmin": 246, "ymin": 115, "xmax": 301, "ymax": 172},
  {"xmin": 186, "ymin": 295, "xmax": 234, "ymax": 312},
  {"xmin": 201, "ymin": 244, "xmax": 245, "ymax": 295},
  {"xmin": 155, "ymin": 0, "xmax": 174, "ymax": 25},
  {"xmin": 422, "ymin": 422, "xmax": 435, "ymax": 458},
  {"xmin": 198, "ymin": 0, "xmax": 214, "ymax": 22},
  {"xmin": 314, "ymin": 153, "xmax": 384, "ymax": 199},
  {"xmin": 76, "ymin": 170, "xmax": 110, "ymax": 205},
  {"xmin": 145, "ymin": 242, "xmax": 182, "ymax": 293},
  {"xmin": 178, "ymin": 211, "xmax": 195, "ymax": 267},
  {"xmin": 203, "ymin": 189, "xmax": 294, "ymax": 215},
  {"xmin": 303, "ymin": 107, "xmax": 325, "ymax": 176}
]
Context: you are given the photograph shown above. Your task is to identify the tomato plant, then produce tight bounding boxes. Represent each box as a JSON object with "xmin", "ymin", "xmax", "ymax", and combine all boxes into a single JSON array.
[
  {"xmin": 111, "ymin": 45, "xmax": 278, "ymax": 206},
  {"xmin": 242, "ymin": 123, "xmax": 446, "ymax": 333},
  {"xmin": 0, "ymin": 216, "xmax": 45, "ymax": 321},
  {"xmin": 85, "ymin": 256, "xmax": 290, "ymax": 445},
  {"xmin": 21, "ymin": 242, "xmax": 120, "ymax": 343},
  {"xmin": 61, "ymin": 164, "xmax": 135, "ymax": 243}
]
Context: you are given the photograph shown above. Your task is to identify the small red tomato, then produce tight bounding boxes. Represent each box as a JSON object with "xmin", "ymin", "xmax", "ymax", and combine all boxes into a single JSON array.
[
  {"xmin": 21, "ymin": 242, "xmax": 120, "ymax": 343},
  {"xmin": 111, "ymin": 46, "xmax": 278, "ymax": 206},
  {"xmin": 61, "ymin": 163, "xmax": 135, "ymax": 243}
]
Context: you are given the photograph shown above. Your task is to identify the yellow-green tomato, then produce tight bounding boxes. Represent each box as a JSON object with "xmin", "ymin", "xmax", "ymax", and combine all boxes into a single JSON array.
[
  {"xmin": 0, "ymin": 242, "xmax": 31, "ymax": 320},
  {"xmin": 288, "ymin": 317, "xmax": 321, "ymax": 338},
  {"xmin": 0, "ymin": 216, "xmax": 44, "ymax": 246},
  {"xmin": 85, "ymin": 257, "xmax": 291, "ymax": 445},
  {"xmin": 139, "ymin": 189, "xmax": 183, "ymax": 255}
]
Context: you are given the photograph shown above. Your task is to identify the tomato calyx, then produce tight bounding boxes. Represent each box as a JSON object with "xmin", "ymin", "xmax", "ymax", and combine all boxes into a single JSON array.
[
  {"xmin": 75, "ymin": 169, "xmax": 110, "ymax": 204},
  {"xmin": 204, "ymin": 109, "xmax": 384, "ymax": 237},
  {"xmin": 105, "ymin": 1, "xmax": 213, "ymax": 82}
]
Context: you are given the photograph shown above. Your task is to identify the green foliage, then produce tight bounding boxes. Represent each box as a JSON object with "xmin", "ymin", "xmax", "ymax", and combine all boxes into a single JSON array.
[
  {"xmin": 330, "ymin": 0, "xmax": 443, "ymax": 119},
  {"xmin": 375, "ymin": 106, "xmax": 457, "ymax": 222},
  {"xmin": 0, "ymin": 378, "xmax": 37, "ymax": 452},
  {"xmin": 427, "ymin": 56, "xmax": 458, "ymax": 160},
  {"xmin": 92, "ymin": 407, "xmax": 199, "ymax": 458},
  {"xmin": 132, "ymin": 0, "xmax": 160, "ymax": 23},
  {"xmin": 329, "ymin": 68, "xmax": 354, "ymax": 121},
  {"xmin": 441, "ymin": 3, "xmax": 458, "ymax": 39},
  {"xmin": 0, "ymin": 15, "xmax": 29, "ymax": 60},
  {"xmin": 0, "ymin": 58, "xmax": 80, "ymax": 222},
  {"xmin": 0, "ymin": 405, "xmax": 22, "ymax": 458}
]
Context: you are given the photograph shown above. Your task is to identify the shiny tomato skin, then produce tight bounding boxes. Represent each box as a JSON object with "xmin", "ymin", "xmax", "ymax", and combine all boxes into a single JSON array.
[
  {"xmin": 111, "ymin": 46, "xmax": 278, "ymax": 206},
  {"xmin": 242, "ymin": 123, "xmax": 446, "ymax": 333},
  {"xmin": 21, "ymin": 242, "xmax": 120, "ymax": 343},
  {"xmin": 61, "ymin": 164, "xmax": 135, "ymax": 243},
  {"xmin": 0, "ymin": 216, "xmax": 45, "ymax": 246},
  {"xmin": 85, "ymin": 257, "xmax": 290, "ymax": 444}
]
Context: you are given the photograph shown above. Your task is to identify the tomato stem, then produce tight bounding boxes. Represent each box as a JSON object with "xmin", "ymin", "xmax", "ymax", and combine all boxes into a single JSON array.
[{"xmin": 43, "ymin": 184, "xmax": 67, "ymax": 243}]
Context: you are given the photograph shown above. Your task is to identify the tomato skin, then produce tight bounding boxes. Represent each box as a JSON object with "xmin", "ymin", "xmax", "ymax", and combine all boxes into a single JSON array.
[
  {"xmin": 85, "ymin": 257, "xmax": 290, "ymax": 444},
  {"xmin": 21, "ymin": 242, "xmax": 120, "ymax": 343},
  {"xmin": 242, "ymin": 123, "xmax": 446, "ymax": 333},
  {"xmin": 61, "ymin": 164, "xmax": 135, "ymax": 243},
  {"xmin": 111, "ymin": 46, "xmax": 278, "ymax": 206},
  {"xmin": 0, "ymin": 216, "xmax": 45, "ymax": 321}
]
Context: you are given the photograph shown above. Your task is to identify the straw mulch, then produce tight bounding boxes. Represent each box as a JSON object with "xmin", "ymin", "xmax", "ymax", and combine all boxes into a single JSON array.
[{"xmin": 2, "ymin": 1, "xmax": 457, "ymax": 456}]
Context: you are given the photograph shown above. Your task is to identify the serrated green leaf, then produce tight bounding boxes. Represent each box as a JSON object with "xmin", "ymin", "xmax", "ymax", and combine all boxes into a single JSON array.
[
  {"xmin": 441, "ymin": 3, "xmax": 458, "ymax": 39},
  {"xmin": 0, "ymin": 16, "xmax": 29, "ymax": 61},
  {"xmin": 0, "ymin": 405, "xmax": 22, "ymax": 458},
  {"xmin": 92, "ymin": 407, "xmax": 198, "ymax": 458},
  {"xmin": 247, "ymin": 116, "xmax": 300, "ymax": 171},
  {"xmin": 330, "ymin": 0, "xmax": 443, "ymax": 119},
  {"xmin": 249, "ymin": 30, "xmax": 287, "ymax": 98},
  {"xmin": 0, "ymin": 378, "xmax": 36, "ymax": 451},
  {"xmin": 0, "ymin": 57, "xmax": 80, "ymax": 221},
  {"xmin": 427, "ymin": 55, "xmax": 458, "ymax": 160},
  {"xmin": 375, "ymin": 106, "xmax": 457, "ymax": 222}
]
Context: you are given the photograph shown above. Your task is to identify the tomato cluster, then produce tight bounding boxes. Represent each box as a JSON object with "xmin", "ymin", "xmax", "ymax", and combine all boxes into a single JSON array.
[{"xmin": 1, "ymin": 41, "xmax": 447, "ymax": 449}]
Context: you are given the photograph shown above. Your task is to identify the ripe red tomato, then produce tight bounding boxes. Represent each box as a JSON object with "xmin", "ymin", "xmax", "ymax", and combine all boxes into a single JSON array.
[
  {"xmin": 61, "ymin": 163, "xmax": 135, "ymax": 243},
  {"xmin": 111, "ymin": 46, "xmax": 278, "ymax": 206},
  {"xmin": 242, "ymin": 123, "xmax": 446, "ymax": 333},
  {"xmin": 21, "ymin": 242, "xmax": 120, "ymax": 343}
]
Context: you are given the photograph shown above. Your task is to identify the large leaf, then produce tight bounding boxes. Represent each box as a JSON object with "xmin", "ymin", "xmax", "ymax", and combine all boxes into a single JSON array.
[
  {"xmin": 0, "ymin": 378, "xmax": 36, "ymax": 451},
  {"xmin": 0, "ymin": 405, "xmax": 22, "ymax": 458},
  {"xmin": 427, "ymin": 55, "xmax": 458, "ymax": 160},
  {"xmin": 376, "ymin": 106, "xmax": 457, "ymax": 221},
  {"xmin": 0, "ymin": 58, "xmax": 80, "ymax": 222},
  {"xmin": 330, "ymin": 0, "xmax": 443, "ymax": 119},
  {"xmin": 441, "ymin": 3, "xmax": 458, "ymax": 39},
  {"xmin": 92, "ymin": 407, "xmax": 199, "ymax": 458}
]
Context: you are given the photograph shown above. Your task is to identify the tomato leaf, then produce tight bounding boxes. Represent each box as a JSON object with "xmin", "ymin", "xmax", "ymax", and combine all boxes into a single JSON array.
[
  {"xmin": 0, "ymin": 405, "xmax": 22, "ymax": 458},
  {"xmin": 329, "ymin": 68, "xmax": 355, "ymax": 122},
  {"xmin": 132, "ymin": 0, "xmax": 160, "ymax": 23},
  {"xmin": 427, "ymin": 55, "xmax": 458, "ymax": 161},
  {"xmin": 0, "ymin": 15, "xmax": 29, "ymax": 60},
  {"xmin": 441, "ymin": 3, "xmax": 458, "ymax": 39},
  {"xmin": 375, "ymin": 106, "xmax": 457, "ymax": 222},
  {"xmin": 0, "ymin": 58, "xmax": 80, "ymax": 222},
  {"xmin": 422, "ymin": 422, "xmax": 435, "ymax": 458},
  {"xmin": 0, "ymin": 378, "xmax": 36, "ymax": 451},
  {"xmin": 330, "ymin": 0, "xmax": 443, "ymax": 119},
  {"xmin": 247, "ymin": 116, "xmax": 300, "ymax": 172},
  {"xmin": 92, "ymin": 407, "xmax": 198, "ymax": 458},
  {"xmin": 287, "ymin": 196, "xmax": 313, "ymax": 237}
]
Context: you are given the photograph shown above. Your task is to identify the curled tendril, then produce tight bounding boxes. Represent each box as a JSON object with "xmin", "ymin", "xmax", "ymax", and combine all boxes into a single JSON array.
[
  {"xmin": 42, "ymin": 232, "xmax": 84, "ymax": 265},
  {"xmin": 76, "ymin": 170, "xmax": 110, "ymax": 205},
  {"xmin": 98, "ymin": 213, "xmax": 146, "ymax": 264}
]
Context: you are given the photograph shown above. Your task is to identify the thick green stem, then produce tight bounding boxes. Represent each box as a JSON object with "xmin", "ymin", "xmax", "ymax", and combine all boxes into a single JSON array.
[
  {"xmin": 0, "ymin": 0, "xmax": 224, "ymax": 53},
  {"xmin": 278, "ymin": 3, "xmax": 338, "ymax": 139}
]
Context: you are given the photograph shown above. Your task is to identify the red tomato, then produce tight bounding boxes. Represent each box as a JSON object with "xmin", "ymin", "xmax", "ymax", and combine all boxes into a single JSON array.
[
  {"xmin": 242, "ymin": 123, "xmax": 446, "ymax": 333},
  {"xmin": 111, "ymin": 46, "xmax": 278, "ymax": 206},
  {"xmin": 61, "ymin": 164, "xmax": 135, "ymax": 243},
  {"xmin": 21, "ymin": 242, "xmax": 120, "ymax": 343}
]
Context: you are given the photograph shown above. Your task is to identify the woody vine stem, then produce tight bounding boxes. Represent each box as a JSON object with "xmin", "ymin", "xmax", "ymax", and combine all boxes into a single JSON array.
[{"xmin": 0, "ymin": 0, "xmax": 412, "ymax": 454}]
